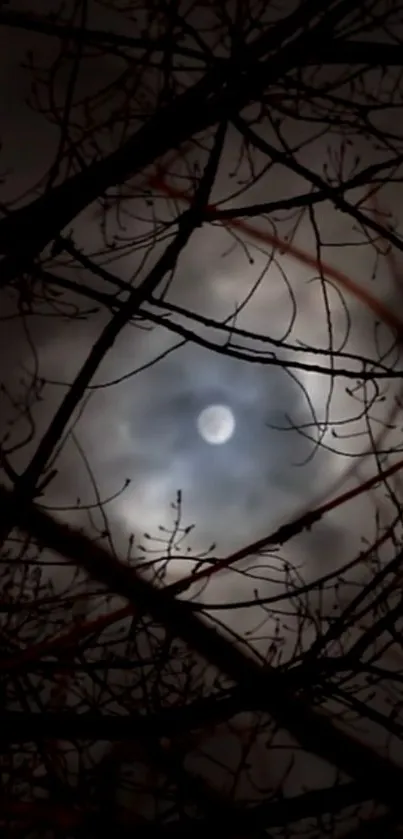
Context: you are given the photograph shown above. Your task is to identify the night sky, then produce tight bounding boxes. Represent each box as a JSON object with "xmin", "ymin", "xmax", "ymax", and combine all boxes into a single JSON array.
[
  {"xmin": 2, "ymin": 1, "xmax": 403, "ymax": 825},
  {"xmin": 1, "ymin": 0, "xmax": 403, "ymax": 637}
]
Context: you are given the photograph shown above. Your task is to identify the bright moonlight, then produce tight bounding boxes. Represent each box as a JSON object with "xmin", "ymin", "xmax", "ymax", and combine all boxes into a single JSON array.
[{"xmin": 197, "ymin": 404, "xmax": 235, "ymax": 445}]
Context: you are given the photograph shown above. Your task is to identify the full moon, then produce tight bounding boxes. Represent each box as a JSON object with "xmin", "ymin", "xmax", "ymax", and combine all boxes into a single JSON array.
[{"xmin": 197, "ymin": 404, "xmax": 235, "ymax": 445}]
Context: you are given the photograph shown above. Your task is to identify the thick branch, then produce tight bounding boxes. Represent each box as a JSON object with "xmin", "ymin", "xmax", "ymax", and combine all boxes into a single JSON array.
[
  {"xmin": 0, "ymin": 0, "xmax": 356, "ymax": 285},
  {"xmin": 1, "ymin": 9, "xmax": 401, "ymax": 67},
  {"xmin": 2, "ymin": 482, "xmax": 403, "ymax": 813},
  {"xmin": 0, "ymin": 8, "xmax": 204, "ymax": 61},
  {"xmin": 0, "ymin": 122, "xmax": 226, "ymax": 552}
]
